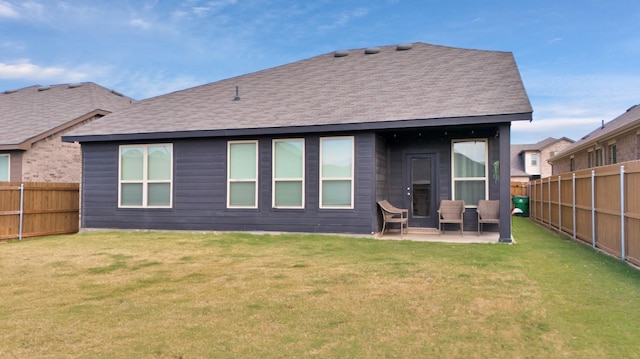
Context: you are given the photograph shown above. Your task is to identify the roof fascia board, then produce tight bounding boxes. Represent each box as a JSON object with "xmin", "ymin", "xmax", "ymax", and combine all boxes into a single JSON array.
[
  {"xmin": 7, "ymin": 109, "xmax": 111, "ymax": 150},
  {"xmin": 63, "ymin": 112, "xmax": 531, "ymax": 143}
]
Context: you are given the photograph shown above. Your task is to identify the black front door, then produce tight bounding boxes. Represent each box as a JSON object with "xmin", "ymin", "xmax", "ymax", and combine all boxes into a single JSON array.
[{"xmin": 406, "ymin": 154, "xmax": 437, "ymax": 228}]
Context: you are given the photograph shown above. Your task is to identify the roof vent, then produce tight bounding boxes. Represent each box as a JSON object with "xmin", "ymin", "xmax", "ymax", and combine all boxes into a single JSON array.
[
  {"xmin": 3, "ymin": 89, "xmax": 18, "ymax": 94},
  {"xmin": 334, "ymin": 50, "xmax": 349, "ymax": 57},
  {"xmin": 364, "ymin": 47, "xmax": 380, "ymax": 54},
  {"xmin": 396, "ymin": 43, "xmax": 413, "ymax": 51},
  {"xmin": 111, "ymin": 89, "xmax": 124, "ymax": 97},
  {"xmin": 626, "ymin": 104, "xmax": 638, "ymax": 112},
  {"xmin": 68, "ymin": 83, "xmax": 83, "ymax": 89},
  {"xmin": 233, "ymin": 86, "xmax": 240, "ymax": 101},
  {"xmin": 38, "ymin": 86, "xmax": 51, "ymax": 91}
]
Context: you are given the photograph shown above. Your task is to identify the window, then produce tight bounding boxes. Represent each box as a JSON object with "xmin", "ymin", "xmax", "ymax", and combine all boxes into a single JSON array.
[
  {"xmin": 570, "ymin": 156, "xmax": 575, "ymax": 171},
  {"xmin": 273, "ymin": 139, "xmax": 304, "ymax": 208},
  {"xmin": 588, "ymin": 151, "xmax": 595, "ymax": 167},
  {"xmin": 119, "ymin": 144, "xmax": 172, "ymax": 208},
  {"xmin": 595, "ymin": 148, "xmax": 604, "ymax": 166},
  {"xmin": 0, "ymin": 154, "xmax": 9, "ymax": 182},
  {"xmin": 530, "ymin": 153, "xmax": 538, "ymax": 166},
  {"xmin": 452, "ymin": 140, "xmax": 487, "ymax": 206},
  {"xmin": 228, "ymin": 141, "xmax": 258, "ymax": 208},
  {"xmin": 320, "ymin": 137, "xmax": 354, "ymax": 208},
  {"xmin": 608, "ymin": 143, "xmax": 617, "ymax": 164}
]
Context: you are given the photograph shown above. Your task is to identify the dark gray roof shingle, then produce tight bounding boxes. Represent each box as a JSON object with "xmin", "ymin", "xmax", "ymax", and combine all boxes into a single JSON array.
[
  {"xmin": 0, "ymin": 82, "xmax": 134, "ymax": 148},
  {"xmin": 68, "ymin": 42, "xmax": 532, "ymax": 140}
]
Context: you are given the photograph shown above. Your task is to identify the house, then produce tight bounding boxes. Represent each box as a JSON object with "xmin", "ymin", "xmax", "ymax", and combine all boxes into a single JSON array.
[
  {"xmin": 510, "ymin": 137, "xmax": 574, "ymax": 182},
  {"xmin": 62, "ymin": 42, "xmax": 532, "ymax": 242},
  {"xmin": 550, "ymin": 104, "xmax": 640, "ymax": 174},
  {"xmin": 0, "ymin": 83, "xmax": 134, "ymax": 182}
]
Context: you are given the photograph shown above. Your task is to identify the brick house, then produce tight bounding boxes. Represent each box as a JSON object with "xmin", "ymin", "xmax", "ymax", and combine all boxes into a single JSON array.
[
  {"xmin": 0, "ymin": 83, "xmax": 134, "ymax": 182},
  {"xmin": 550, "ymin": 103, "xmax": 640, "ymax": 174},
  {"xmin": 510, "ymin": 137, "xmax": 574, "ymax": 182}
]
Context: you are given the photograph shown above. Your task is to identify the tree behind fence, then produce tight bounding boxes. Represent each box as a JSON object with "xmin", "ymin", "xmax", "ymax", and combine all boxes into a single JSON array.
[
  {"xmin": 0, "ymin": 182, "xmax": 79, "ymax": 240},
  {"xmin": 527, "ymin": 160, "xmax": 640, "ymax": 267}
]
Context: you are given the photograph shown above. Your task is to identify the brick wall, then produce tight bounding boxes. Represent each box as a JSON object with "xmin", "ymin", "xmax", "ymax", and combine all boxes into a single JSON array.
[
  {"xmin": 21, "ymin": 116, "xmax": 98, "ymax": 183},
  {"xmin": 540, "ymin": 139, "xmax": 573, "ymax": 177}
]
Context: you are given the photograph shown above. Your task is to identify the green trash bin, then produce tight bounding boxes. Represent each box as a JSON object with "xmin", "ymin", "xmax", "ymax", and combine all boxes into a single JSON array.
[{"xmin": 512, "ymin": 196, "xmax": 529, "ymax": 217}]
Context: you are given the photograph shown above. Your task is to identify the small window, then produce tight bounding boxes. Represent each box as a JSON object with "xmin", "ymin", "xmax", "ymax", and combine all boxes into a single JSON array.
[
  {"xmin": 570, "ymin": 156, "xmax": 575, "ymax": 171},
  {"xmin": 0, "ymin": 155, "xmax": 11, "ymax": 182},
  {"xmin": 608, "ymin": 143, "xmax": 617, "ymax": 164},
  {"xmin": 530, "ymin": 153, "xmax": 538, "ymax": 166},
  {"xmin": 320, "ymin": 137, "xmax": 354, "ymax": 209},
  {"xmin": 452, "ymin": 139, "xmax": 487, "ymax": 206},
  {"xmin": 119, "ymin": 144, "xmax": 172, "ymax": 208},
  {"xmin": 595, "ymin": 148, "xmax": 604, "ymax": 166},
  {"xmin": 228, "ymin": 141, "xmax": 258, "ymax": 208},
  {"xmin": 588, "ymin": 151, "xmax": 595, "ymax": 168},
  {"xmin": 273, "ymin": 139, "xmax": 304, "ymax": 208},
  {"xmin": 0, "ymin": 154, "xmax": 9, "ymax": 182}
]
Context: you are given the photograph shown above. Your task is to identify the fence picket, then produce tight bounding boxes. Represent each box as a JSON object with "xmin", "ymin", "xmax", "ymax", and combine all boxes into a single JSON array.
[
  {"xmin": 0, "ymin": 182, "xmax": 79, "ymax": 240},
  {"xmin": 526, "ymin": 160, "xmax": 640, "ymax": 267}
]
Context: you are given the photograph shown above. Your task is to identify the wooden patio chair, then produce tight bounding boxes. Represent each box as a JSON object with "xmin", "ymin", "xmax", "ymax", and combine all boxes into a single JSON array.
[
  {"xmin": 477, "ymin": 200, "xmax": 500, "ymax": 235},
  {"xmin": 437, "ymin": 200, "xmax": 465, "ymax": 236},
  {"xmin": 377, "ymin": 200, "xmax": 408, "ymax": 239}
]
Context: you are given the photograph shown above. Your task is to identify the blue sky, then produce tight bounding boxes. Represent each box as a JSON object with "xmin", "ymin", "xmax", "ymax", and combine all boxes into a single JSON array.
[{"xmin": 1, "ymin": 0, "xmax": 639, "ymax": 144}]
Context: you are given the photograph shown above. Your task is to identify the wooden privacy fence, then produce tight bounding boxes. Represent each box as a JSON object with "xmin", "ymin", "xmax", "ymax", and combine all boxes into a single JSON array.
[
  {"xmin": 0, "ymin": 182, "xmax": 79, "ymax": 240},
  {"xmin": 528, "ymin": 160, "xmax": 640, "ymax": 267},
  {"xmin": 510, "ymin": 181, "xmax": 529, "ymax": 197}
]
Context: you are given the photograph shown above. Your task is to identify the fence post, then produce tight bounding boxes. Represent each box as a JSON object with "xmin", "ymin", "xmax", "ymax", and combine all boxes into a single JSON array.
[
  {"xmin": 19, "ymin": 183, "xmax": 24, "ymax": 240},
  {"xmin": 591, "ymin": 170, "xmax": 596, "ymax": 249},
  {"xmin": 572, "ymin": 173, "xmax": 576, "ymax": 240},
  {"xmin": 558, "ymin": 175, "xmax": 562, "ymax": 232},
  {"xmin": 620, "ymin": 165, "xmax": 625, "ymax": 260},
  {"xmin": 548, "ymin": 177, "xmax": 552, "ymax": 228}
]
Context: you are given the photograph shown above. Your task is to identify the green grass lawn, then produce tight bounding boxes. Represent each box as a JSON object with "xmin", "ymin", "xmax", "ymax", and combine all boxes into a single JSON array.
[{"xmin": 1, "ymin": 217, "xmax": 639, "ymax": 358}]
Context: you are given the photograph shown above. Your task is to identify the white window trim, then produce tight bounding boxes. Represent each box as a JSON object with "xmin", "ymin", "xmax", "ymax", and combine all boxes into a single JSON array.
[
  {"xmin": 319, "ymin": 136, "xmax": 355, "ymax": 209},
  {"xmin": 0, "ymin": 154, "xmax": 9, "ymax": 182},
  {"xmin": 272, "ymin": 138, "xmax": 305, "ymax": 209},
  {"xmin": 227, "ymin": 140, "xmax": 259, "ymax": 209},
  {"xmin": 451, "ymin": 139, "xmax": 488, "ymax": 208},
  {"xmin": 118, "ymin": 144, "xmax": 173, "ymax": 208}
]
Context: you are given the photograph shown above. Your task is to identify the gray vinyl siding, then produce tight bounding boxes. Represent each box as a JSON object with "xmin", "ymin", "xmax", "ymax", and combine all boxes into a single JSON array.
[{"xmin": 81, "ymin": 133, "xmax": 377, "ymax": 234}]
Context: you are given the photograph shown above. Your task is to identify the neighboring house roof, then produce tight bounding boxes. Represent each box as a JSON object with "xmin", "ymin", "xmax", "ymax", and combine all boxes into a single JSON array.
[
  {"xmin": 0, "ymin": 82, "xmax": 135, "ymax": 150},
  {"xmin": 64, "ymin": 42, "xmax": 533, "ymax": 142},
  {"xmin": 510, "ymin": 137, "xmax": 573, "ymax": 177},
  {"xmin": 550, "ymin": 104, "xmax": 640, "ymax": 161}
]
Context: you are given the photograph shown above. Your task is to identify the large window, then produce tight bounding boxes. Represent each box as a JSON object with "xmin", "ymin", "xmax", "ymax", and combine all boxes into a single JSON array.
[
  {"xmin": 320, "ymin": 137, "xmax": 354, "ymax": 209},
  {"xmin": 452, "ymin": 140, "xmax": 487, "ymax": 206},
  {"xmin": 228, "ymin": 141, "xmax": 258, "ymax": 208},
  {"xmin": 273, "ymin": 139, "xmax": 304, "ymax": 208},
  {"xmin": 119, "ymin": 144, "xmax": 172, "ymax": 208},
  {"xmin": 0, "ymin": 154, "xmax": 9, "ymax": 182}
]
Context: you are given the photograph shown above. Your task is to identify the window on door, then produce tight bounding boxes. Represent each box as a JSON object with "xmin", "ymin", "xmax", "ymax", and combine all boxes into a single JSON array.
[{"xmin": 452, "ymin": 140, "xmax": 487, "ymax": 207}]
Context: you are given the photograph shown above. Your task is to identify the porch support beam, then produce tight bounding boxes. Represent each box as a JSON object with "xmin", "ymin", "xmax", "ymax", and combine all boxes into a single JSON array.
[{"xmin": 498, "ymin": 123, "xmax": 513, "ymax": 243}]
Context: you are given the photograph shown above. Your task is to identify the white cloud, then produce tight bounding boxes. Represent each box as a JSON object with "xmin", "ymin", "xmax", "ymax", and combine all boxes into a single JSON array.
[
  {"xmin": 129, "ymin": 18, "xmax": 151, "ymax": 29},
  {"xmin": 0, "ymin": 0, "xmax": 19, "ymax": 18},
  {"xmin": 318, "ymin": 7, "xmax": 369, "ymax": 31},
  {"xmin": 0, "ymin": 60, "xmax": 88, "ymax": 82}
]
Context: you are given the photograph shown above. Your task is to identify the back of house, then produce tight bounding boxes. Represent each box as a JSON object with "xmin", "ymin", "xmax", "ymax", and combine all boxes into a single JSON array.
[{"xmin": 63, "ymin": 42, "xmax": 532, "ymax": 242}]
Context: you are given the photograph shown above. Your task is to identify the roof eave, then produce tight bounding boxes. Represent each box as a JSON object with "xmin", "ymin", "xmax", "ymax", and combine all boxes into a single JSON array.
[{"xmin": 63, "ymin": 111, "xmax": 532, "ymax": 143}]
